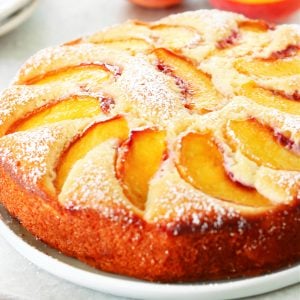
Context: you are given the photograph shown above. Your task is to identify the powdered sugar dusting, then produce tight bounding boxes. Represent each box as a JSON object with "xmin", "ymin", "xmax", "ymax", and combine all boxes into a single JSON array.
[
  {"xmin": 0, "ymin": 86, "xmax": 43, "ymax": 127},
  {"xmin": 146, "ymin": 160, "xmax": 245, "ymax": 235},
  {"xmin": 59, "ymin": 140, "xmax": 139, "ymax": 220},
  {"xmin": 276, "ymin": 172, "xmax": 300, "ymax": 200},
  {"xmin": 116, "ymin": 55, "xmax": 184, "ymax": 126},
  {"xmin": 159, "ymin": 180, "xmax": 243, "ymax": 235},
  {"xmin": 0, "ymin": 120, "xmax": 90, "ymax": 193},
  {"xmin": 161, "ymin": 10, "xmax": 244, "ymax": 43},
  {"xmin": 0, "ymin": 127, "xmax": 56, "ymax": 185},
  {"xmin": 0, "ymin": 9, "xmax": 299, "ymax": 233},
  {"xmin": 258, "ymin": 25, "xmax": 300, "ymax": 59},
  {"xmin": 14, "ymin": 44, "xmax": 132, "ymax": 84},
  {"xmin": 0, "ymin": 84, "xmax": 86, "ymax": 134}
]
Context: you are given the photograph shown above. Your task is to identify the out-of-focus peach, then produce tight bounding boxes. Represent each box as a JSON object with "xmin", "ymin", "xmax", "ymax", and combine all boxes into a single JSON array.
[
  {"xmin": 210, "ymin": 0, "xmax": 300, "ymax": 22},
  {"xmin": 129, "ymin": 0, "xmax": 182, "ymax": 8}
]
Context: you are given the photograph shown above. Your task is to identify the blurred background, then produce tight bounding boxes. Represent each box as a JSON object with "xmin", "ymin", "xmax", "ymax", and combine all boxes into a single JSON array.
[{"xmin": 0, "ymin": 0, "xmax": 299, "ymax": 91}]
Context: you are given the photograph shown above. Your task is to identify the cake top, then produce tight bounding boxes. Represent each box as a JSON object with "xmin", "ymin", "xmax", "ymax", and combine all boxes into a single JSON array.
[{"xmin": 1, "ymin": 9, "xmax": 300, "ymax": 235}]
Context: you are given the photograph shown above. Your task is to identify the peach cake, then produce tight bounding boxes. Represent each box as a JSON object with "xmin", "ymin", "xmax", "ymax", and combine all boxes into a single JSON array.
[{"xmin": 0, "ymin": 9, "xmax": 300, "ymax": 282}]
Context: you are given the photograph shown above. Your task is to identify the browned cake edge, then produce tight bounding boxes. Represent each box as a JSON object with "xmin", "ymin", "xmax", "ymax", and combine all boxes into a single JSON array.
[{"xmin": 1, "ymin": 161, "xmax": 299, "ymax": 282}]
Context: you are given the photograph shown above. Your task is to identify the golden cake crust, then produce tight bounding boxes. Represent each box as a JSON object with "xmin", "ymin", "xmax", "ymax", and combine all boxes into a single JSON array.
[
  {"xmin": 1, "ymin": 161, "xmax": 300, "ymax": 282},
  {"xmin": 0, "ymin": 9, "xmax": 300, "ymax": 282}
]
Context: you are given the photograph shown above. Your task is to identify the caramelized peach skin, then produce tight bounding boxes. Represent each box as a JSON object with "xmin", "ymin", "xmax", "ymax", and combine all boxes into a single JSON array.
[
  {"xmin": 12, "ymin": 96, "xmax": 102, "ymax": 133},
  {"xmin": 117, "ymin": 129, "xmax": 167, "ymax": 210},
  {"xmin": 153, "ymin": 48, "xmax": 222, "ymax": 112},
  {"xmin": 56, "ymin": 116, "xmax": 129, "ymax": 191},
  {"xmin": 239, "ymin": 82, "xmax": 300, "ymax": 115},
  {"xmin": 177, "ymin": 132, "xmax": 271, "ymax": 207},
  {"xmin": 26, "ymin": 64, "xmax": 111, "ymax": 85},
  {"xmin": 218, "ymin": 31, "xmax": 239, "ymax": 49},
  {"xmin": 226, "ymin": 119, "xmax": 300, "ymax": 171}
]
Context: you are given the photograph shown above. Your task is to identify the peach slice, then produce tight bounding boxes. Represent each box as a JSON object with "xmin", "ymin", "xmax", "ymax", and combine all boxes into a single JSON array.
[
  {"xmin": 238, "ymin": 20, "xmax": 271, "ymax": 33},
  {"xmin": 226, "ymin": 119, "xmax": 300, "ymax": 171},
  {"xmin": 178, "ymin": 132, "xmax": 271, "ymax": 207},
  {"xmin": 234, "ymin": 56, "xmax": 300, "ymax": 77},
  {"xmin": 117, "ymin": 129, "xmax": 167, "ymax": 210},
  {"xmin": 56, "ymin": 116, "xmax": 129, "ymax": 191},
  {"xmin": 87, "ymin": 22, "xmax": 150, "ymax": 44},
  {"xmin": 239, "ymin": 82, "xmax": 300, "ymax": 115},
  {"xmin": 11, "ymin": 96, "xmax": 102, "ymax": 133},
  {"xmin": 150, "ymin": 25, "xmax": 200, "ymax": 49},
  {"xmin": 27, "ymin": 64, "xmax": 111, "ymax": 85},
  {"xmin": 99, "ymin": 38, "xmax": 151, "ymax": 52},
  {"xmin": 154, "ymin": 48, "xmax": 222, "ymax": 112}
]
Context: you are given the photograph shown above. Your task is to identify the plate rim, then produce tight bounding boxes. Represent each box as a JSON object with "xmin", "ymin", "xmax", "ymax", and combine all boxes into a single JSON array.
[
  {"xmin": 0, "ymin": 0, "xmax": 38, "ymax": 37},
  {"xmin": 0, "ymin": 205, "xmax": 299, "ymax": 300},
  {"xmin": 0, "ymin": 0, "xmax": 32, "ymax": 20}
]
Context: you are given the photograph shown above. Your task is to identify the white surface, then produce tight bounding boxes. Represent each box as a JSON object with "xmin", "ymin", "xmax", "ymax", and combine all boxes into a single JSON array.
[
  {"xmin": 0, "ymin": 204, "xmax": 300, "ymax": 300},
  {"xmin": 0, "ymin": 1, "xmax": 300, "ymax": 300}
]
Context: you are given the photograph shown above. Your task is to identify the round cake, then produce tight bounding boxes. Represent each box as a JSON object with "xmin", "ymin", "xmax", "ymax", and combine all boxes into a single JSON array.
[{"xmin": 0, "ymin": 9, "xmax": 300, "ymax": 282}]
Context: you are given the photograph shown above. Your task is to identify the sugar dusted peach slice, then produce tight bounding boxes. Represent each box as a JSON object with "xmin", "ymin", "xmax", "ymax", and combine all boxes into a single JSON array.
[
  {"xmin": 234, "ymin": 56, "xmax": 300, "ymax": 77},
  {"xmin": 87, "ymin": 21, "xmax": 150, "ymax": 44},
  {"xmin": 226, "ymin": 119, "xmax": 300, "ymax": 171},
  {"xmin": 99, "ymin": 38, "xmax": 151, "ymax": 52},
  {"xmin": 151, "ymin": 24, "xmax": 200, "ymax": 49},
  {"xmin": 117, "ymin": 129, "xmax": 167, "ymax": 210},
  {"xmin": 27, "ymin": 64, "xmax": 111, "ymax": 85},
  {"xmin": 56, "ymin": 116, "xmax": 129, "ymax": 191},
  {"xmin": 11, "ymin": 96, "xmax": 102, "ymax": 133},
  {"xmin": 239, "ymin": 82, "xmax": 300, "ymax": 115},
  {"xmin": 178, "ymin": 132, "xmax": 271, "ymax": 207},
  {"xmin": 154, "ymin": 48, "xmax": 222, "ymax": 112}
]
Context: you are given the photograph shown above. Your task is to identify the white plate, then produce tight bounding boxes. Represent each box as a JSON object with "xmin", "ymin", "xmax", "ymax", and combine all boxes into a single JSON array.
[
  {"xmin": 0, "ymin": 0, "xmax": 38, "ymax": 37},
  {"xmin": 0, "ymin": 0, "xmax": 31, "ymax": 20},
  {"xmin": 0, "ymin": 204, "xmax": 299, "ymax": 300}
]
